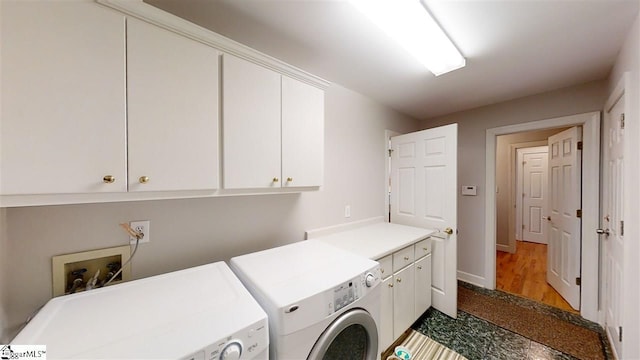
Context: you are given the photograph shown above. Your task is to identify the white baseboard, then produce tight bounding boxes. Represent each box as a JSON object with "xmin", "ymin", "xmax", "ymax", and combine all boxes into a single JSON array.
[
  {"xmin": 457, "ymin": 271, "xmax": 486, "ymax": 288},
  {"xmin": 496, "ymin": 243, "xmax": 515, "ymax": 253},
  {"xmin": 305, "ymin": 216, "xmax": 385, "ymax": 239}
]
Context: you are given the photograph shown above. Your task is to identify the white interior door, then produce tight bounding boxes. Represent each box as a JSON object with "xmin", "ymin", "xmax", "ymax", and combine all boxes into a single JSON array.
[
  {"xmin": 547, "ymin": 127, "xmax": 582, "ymax": 310},
  {"xmin": 603, "ymin": 89, "xmax": 624, "ymax": 358},
  {"xmin": 390, "ymin": 124, "xmax": 457, "ymax": 318},
  {"xmin": 519, "ymin": 147, "xmax": 549, "ymax": 244}
]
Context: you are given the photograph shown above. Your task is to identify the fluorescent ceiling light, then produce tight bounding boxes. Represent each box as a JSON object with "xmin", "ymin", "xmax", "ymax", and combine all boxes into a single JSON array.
[{"xmin": 349, "ymin": 0, "xmax": 465, "ymax": 76}]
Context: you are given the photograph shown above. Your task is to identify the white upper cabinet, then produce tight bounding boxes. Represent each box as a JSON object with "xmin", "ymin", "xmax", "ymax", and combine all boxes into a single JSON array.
[
  {"xmin": 282, "ymin": 76, "xmax": 324, "ymax": 188},
  {"xmin": 127, "ymin": 17, "xmax": 220, "ymax": 192},
  {"xmin": 222, "ymin": 54, "xmax": 282, "ymax": 189},
  {"xmin": 222, "ymin": 55, "xmax": 324, "ymax": 190},
  {"xmin": 1, "ymin": 2, "xmax": 127, "ymax": 195},
  {"xmin": 0, "ymin": 0, "xmax": 327, "ymax": 206}
]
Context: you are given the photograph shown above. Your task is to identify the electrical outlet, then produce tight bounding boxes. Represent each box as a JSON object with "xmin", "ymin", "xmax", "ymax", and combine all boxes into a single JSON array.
[
  {"xmin": 345, "ymin": 205, "xmax": 351, "ymax": 218},
  {"xmin": 129, "ymin": 220, "xmax": 150, "ymax": 244}
]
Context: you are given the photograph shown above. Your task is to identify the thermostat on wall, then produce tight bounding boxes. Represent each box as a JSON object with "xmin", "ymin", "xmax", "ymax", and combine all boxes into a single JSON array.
[{"xmin": 461, "ymin": 186, "xmax": 477, "ymax": 196}]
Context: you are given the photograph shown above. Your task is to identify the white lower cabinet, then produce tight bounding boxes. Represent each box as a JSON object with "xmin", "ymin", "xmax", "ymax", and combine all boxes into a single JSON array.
[
  {"xmin": 378, "ymin": 238, "xmax": 432, "ymax": 352},
  {"xmin": 380, "ymin": 275, "xmax": 394, "ymax": 351},
  {"xmin": 392, "ymin": 264, "xmax": 416, "ymax": 338},
  {"xmin": 414, "ymin": 254, "xmax": 432, "ymax": 318}
]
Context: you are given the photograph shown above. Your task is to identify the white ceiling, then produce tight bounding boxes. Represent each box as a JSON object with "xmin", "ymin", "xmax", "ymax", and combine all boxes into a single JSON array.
[{"xmin": 146, "ymin": 0, "xmax": 639, "ymax": 120}]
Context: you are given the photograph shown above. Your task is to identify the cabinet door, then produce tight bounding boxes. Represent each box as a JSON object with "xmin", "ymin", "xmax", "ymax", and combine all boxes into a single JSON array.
[
  {"xmin": 281, "ymin": 76, "xmax": 324, "ymax": 187},
  {"xmin": 1, "ymin": 2, "xmax": 126, "ymax": 195},
  {"xmin": 222, "ymin": 55, "xmax": 281, "ymax": 189},
  {"xmin": 393, "ymin": 265, "xmax": 416, "ymax": 338},
  {"xmin": 380, "ymin": 276, "xmax": 394, "ymax": 352},
  {"xmin": 414, "ymin": 255, "xmax": 432, "ymax": 318},
  {"xmin": 127, "ymin": 18, "xmax": 219, "ymax": 192}
]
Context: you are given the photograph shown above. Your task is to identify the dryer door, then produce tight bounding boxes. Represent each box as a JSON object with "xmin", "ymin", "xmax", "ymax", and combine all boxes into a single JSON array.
[{"xmin": 307, "ymin": 308, "xmax": 378, "ymax": 360}]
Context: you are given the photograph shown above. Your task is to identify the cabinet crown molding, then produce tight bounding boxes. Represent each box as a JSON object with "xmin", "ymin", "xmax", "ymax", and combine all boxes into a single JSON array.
[{"xmin": 96, "ymin": 0, "xmax": 330, "ymax": 90}]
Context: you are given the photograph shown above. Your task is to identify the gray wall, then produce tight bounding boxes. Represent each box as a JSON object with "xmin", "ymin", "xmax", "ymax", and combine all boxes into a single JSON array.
[
  {"xmin": 419, "ymin": 80, "xmax": 607, "ymax": 282},
  {"xmin": 1, "ymin": 83, "xmax": 420, "ymax": 339}
]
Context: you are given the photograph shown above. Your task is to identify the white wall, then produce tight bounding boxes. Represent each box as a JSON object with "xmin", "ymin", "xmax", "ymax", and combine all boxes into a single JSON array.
[
  {"xmin": 607, "ymin": 12, "xmax": 640, "ymax": 360},
  {"xmin": 1, "ymin": 83, "xmax": 419, "ymax": 339},
  {"xmin": 419, "ymin": 80, "xmax": 607, "ymax": 282}
]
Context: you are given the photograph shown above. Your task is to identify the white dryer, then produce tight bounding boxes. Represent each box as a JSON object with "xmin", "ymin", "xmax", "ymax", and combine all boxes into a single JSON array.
[
  {"xmin": 12, "ymin": 262, "xmax": 268, "ymax": 360},
  {"xmin": 230, "ymin": 241, "xmax": 381, "ymax": 360}
]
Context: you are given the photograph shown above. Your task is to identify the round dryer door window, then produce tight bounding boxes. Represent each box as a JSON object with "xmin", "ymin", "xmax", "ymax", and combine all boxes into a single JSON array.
[{"xmin": 307, "ymin": 308, "xmax": 378, "ymax": 360}]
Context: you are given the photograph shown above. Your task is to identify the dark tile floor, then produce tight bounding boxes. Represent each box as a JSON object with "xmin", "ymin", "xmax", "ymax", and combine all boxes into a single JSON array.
[{"xmin": 411, "ymin": 283, "xmax": 613, "ymax": 360}]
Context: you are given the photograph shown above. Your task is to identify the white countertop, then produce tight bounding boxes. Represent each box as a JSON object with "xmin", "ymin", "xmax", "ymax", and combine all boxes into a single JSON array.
[{"xmin": 311, "ymin": 222, "xmax": 435, "ymax": 260}]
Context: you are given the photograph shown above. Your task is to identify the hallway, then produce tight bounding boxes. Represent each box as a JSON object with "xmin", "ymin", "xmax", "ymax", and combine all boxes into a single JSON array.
[{"xmin": 496, "ymin": 241, "xmax": 576, "ymax": 313}]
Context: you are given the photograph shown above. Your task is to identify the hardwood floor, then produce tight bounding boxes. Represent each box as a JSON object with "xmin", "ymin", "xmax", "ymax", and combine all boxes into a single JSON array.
[{"xmin": 496, "ymin": 240, "xmax": 577, "ymax": 313}]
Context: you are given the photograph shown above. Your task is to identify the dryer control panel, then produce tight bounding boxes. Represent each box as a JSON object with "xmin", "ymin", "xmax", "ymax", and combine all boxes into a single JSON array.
[
  {"xmin": 181, "ymin": 318, "xmax": 268, "ymax": 360},
  {"xmin": 331, "ymin": 266, "xmax": 381, "ymax": 314}
]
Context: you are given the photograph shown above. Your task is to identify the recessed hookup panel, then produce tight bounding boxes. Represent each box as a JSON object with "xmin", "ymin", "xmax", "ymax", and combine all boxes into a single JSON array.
[{"xmin": 51, "ymin": 245, "xmax": 131, "ymax": 297}]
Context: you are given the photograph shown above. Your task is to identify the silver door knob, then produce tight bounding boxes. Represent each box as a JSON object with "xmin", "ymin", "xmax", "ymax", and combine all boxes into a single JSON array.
[{"xmin": 596, "ymin": 228, "xmax": 610, "ymax": 236}]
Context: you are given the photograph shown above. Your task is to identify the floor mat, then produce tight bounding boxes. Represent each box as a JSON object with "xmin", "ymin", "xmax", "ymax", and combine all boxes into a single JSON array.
[
  {"xmin": 457, "ymin": 286, "xmax": 604, "ymax": 360},
  {"xmin": 382, "ymin": 329, "xmax": 468, "ymax": 360}
]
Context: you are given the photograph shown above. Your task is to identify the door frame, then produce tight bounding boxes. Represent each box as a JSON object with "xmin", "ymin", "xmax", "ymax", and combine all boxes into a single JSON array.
[
  {"xmin": 485, "ymin": 112, "xmax": 600, "ymax": 323},
  {"xmin": 385, "ymin": 130, "xmax": 401, "ymax": 222}
]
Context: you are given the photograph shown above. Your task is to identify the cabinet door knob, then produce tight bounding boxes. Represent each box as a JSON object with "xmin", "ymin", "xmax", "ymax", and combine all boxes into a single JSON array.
[
  {"xmin": 423, "ymin": 247, "xmax": 428, "ymax": 251},
  {"xmin": 417, "ymin": 266, "xmax": 422, "ymax": 270},
  {"xmin": 272, "ymin": 177, "xmax": 279, "ymax": 183},
  {"xmin": 381, "ymin": 269, "xmax": 384, "ymax": 274},
  {"xmin": 404, "ymin": 256, "xmax": 409, "ymax": 261},
  {"xmin": 444, "ymin": 227, "xmax": 454, "ymax": 235},
  {"xmin": 139, "ymin": 176, "xmax": 150, "ymax": 184},
  {"xmin": 103, "ymin": 175, "xmax": 115, "ymax": 184},
  {"xmin": 388, "ymin": 283, "xmax": 393, "ymax": 288},
  {"xmin": 396, "ymin": 278, "xmax": 402, "ymax": 283},
  {"xmin": 287, "ymin": 177, "xmax": 293, "ymax": 182}
]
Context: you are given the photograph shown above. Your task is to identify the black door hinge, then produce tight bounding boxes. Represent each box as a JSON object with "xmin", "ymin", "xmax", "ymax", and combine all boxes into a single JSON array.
[
  {"xmin": 576, "ymin": 277, "xmax": 581, "ymax": 286},
  {"xmin": 576, "ymin": 209, "xmax": 582, "ymax": 218},
  {"xmin": 577, "ymin": 141, "xmax": 583, "ymax": 150},
  {"xmin": 619, "ymin": 326, "xmax": 623, "ymax": 342},
  {"xmin": 621, "ymin": 221, "xmax": 624, "ymax": 236},
  {"xmin": 388, "ymin": 149, "xmax": 393, "ymax": 157},
  {"xmin": 621, "ymin": 113, "xmax": 625, "ymax": 130}
]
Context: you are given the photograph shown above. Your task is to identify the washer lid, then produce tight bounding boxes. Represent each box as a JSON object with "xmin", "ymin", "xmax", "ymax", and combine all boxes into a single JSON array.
[
  {"xmin": 230, "ymin": 241, "xmax": 378, "ymax": 309},
  {"xmin": 13, "ymin": 262, "xmax": 267, "ymax": 360}
]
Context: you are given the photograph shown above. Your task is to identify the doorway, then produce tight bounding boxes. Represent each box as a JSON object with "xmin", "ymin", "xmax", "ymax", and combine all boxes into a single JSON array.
[
  {"xmin": 495, "ymin": 128, "xmax": 576, "ymax": 312},
  {"xmin": 485, "ymin": 112, "xmax": 601, "ymax": 323}
]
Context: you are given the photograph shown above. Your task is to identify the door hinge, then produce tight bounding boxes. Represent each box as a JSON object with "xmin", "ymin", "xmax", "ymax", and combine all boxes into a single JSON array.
[
  {"xmin": 619, "ymin": 326, "xmax": 623, "ymax": 342},
  {"xmin": 576, "ymin": 277, "xmax": 581, "ymax": 286},
  {"xmin": 522, "ymin": 225, "xmax": 525, "ymax": 230},
  {"xmin": 577, "ymin": 141, "xmax": 583, "ymax": 150},
  {"xmin": 522, "ymin": 161, "xmax": 526, "ymax": 165},
  {"xmin": 621, "ymin": 113, "xmax": 625, "ymax": 130},
  {"xmin": 388, "ymin": 149, "xmax": 394, "ymax": 157},
  {"xmin": 620, "ymin": 220, "xmax": 624, "ymax": 236},
  {"xmin": 576, "ymin": 209, "xmax": 582, "ymax": 218}
]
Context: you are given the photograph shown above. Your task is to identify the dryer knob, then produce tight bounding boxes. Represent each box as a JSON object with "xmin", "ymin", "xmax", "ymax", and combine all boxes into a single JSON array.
[
  {"xmin": 365, "ymin": 273, "xmax": 375, "ymax": 287},
  {"xmin": 220, "ymin": 342, "xmax": 242, "ymax": 360}
]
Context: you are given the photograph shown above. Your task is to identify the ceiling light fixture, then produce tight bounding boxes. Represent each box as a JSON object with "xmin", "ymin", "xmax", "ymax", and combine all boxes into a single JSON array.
[{"xmin": 349, "ymin": 0, "xmax": 465, "ymax": 76}]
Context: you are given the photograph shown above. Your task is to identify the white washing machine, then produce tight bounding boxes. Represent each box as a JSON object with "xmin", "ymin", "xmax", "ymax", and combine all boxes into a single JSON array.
[
  {"xmin": 230, "ymin": 241, "xmax": 381, "ymax": 360},
  {"xmin": 12, "ymin": 262, "xmax": 268, "ymax": 360}
]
